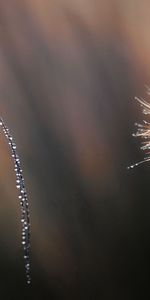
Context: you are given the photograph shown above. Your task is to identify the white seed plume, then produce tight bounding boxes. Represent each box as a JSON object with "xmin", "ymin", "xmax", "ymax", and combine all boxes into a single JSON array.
[
  {"xmin": 0, "ymin": 117, "xmax": 31, "ymax": 284},
  {"xmin": 128, "ymin": 97, "xmax": 150, "ymax": 169}
]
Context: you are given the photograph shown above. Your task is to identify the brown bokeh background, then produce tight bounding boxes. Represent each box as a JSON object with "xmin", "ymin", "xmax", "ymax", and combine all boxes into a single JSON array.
[{"xmin": 0, "ymin": 1, "xmax": 150, "ymax": 299}]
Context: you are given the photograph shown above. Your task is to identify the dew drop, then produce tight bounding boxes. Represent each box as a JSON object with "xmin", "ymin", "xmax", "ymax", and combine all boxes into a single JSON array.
[{"xmin": 0, "ymin": 118, "xmax": 31, "ymax": 284}]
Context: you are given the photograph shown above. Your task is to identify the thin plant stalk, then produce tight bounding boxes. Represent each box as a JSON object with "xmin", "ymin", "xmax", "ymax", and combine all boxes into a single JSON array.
[{"xmin": 0, "ymin": 117, "xmax": 31, "ymax": 284}]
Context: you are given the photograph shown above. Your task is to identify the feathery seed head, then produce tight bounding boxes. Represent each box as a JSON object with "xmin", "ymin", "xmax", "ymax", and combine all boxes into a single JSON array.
[{"xmin": 128, "ymin": 96, "xmax": 150, "ymax": 169}]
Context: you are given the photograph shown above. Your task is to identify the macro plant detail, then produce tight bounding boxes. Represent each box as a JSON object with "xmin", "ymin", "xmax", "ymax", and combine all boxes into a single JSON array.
[
  {"xmin": 0, "ymin": 117, "xmax": 31, "ymax": 284},
  {"xmin": 128, "ymin": 96, "xmax": 150, "ymax": 169}
]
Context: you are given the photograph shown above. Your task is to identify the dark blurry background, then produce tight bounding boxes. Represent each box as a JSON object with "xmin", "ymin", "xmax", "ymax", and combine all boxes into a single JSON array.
[{"xmin": 0, "ymin": 1, "xmax": 150, "ymax": 299}]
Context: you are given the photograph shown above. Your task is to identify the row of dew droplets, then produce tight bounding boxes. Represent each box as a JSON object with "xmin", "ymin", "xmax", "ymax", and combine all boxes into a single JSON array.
[{"xmin": 0, "ymin": 117, "xmax": 31, "ymax": 284}]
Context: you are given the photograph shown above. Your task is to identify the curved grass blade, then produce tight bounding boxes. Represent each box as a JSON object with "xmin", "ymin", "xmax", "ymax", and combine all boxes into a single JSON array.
[{"xmin": 0, "ymin": 117, "xmax": 31, "ymax": 284}]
